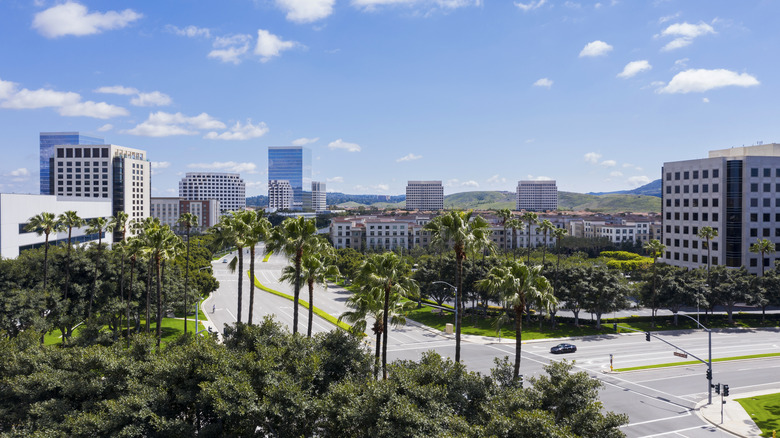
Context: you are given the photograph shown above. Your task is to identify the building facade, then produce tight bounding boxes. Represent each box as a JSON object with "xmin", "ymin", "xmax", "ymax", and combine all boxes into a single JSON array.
[
  {"xmin": 662, "ymin": 144, "xmax": 780, "ymax": 275},
  {"xmin": 312, "ymin": 181, "xmax": 326, "ymax": 212},
  {"xmin": 179, "ymin": 172, "xmax": 245, "ymax": 215},
  {"xmin": 405, "ymin": 181, "xmax": 444, "ymax": 211},
  {"xmin": 150, "ymin": 197, "xmax": 219, "ymax": 231},
  {"xmin": 268, "ymin": 180, "xmax": 294, "ymax": 210},
  {"xmin": 268, "ymin": 146, "xmax": 312, "ymax": 211},
  {"xmin": 40, "ymin": 132, "xmax": 103, "ymax": 195},
  {"xmin": 517, "ymin": 180, "xmax": 558, "ymax": 212}
]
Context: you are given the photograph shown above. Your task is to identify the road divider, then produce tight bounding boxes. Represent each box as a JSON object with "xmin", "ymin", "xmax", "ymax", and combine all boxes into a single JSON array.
[
  {"xmin": 262, "ymin": 251, "xmax": 272, "ymax": 262},
  {"xmin": 614, "ymin": 352, "xmax": 780, "ymax": 372}
]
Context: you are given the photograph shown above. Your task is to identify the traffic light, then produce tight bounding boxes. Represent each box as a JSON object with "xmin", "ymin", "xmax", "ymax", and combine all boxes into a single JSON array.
[
  {"xmin": 723, "ymin": 384, "xmax": 729, "ymax": 397},
  {"xmin": 645, "ymin": 332, "xmax": 650, "ymax": 342},
  {"xmin": 706, "ymin": 368, "xmax": 712, "ymax": 380},
  {"xmin": 715, "ymin": 383, "xmax": 720, "ymax": 394}
]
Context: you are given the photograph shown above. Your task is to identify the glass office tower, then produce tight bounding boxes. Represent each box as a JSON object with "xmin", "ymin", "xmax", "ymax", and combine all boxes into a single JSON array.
[
  {"xmin": 40, "ymin": 132, "xmax": 104, "ymax": 195},
  {"xmin": 268, "ymin": 146, "xmax": 312, "ymax": 211}
]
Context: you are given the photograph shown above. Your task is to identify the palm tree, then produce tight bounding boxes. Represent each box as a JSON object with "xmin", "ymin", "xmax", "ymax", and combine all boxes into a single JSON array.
[
  {"xmin": 551, "ymin": 227, "xmax": 568, "ymax": 328},
  {"xmin": 86, "ymin": 216, "xmax": 114, "ymax": 320},
  {"xmin": 507, "ymin": 218, "xmax": 524, "ymax": 260},
  {"xmin": 424, "ymin": 210, "xmax": 493, "ymax": 363},
  {"xmin": 240, "ymin": 210, "xmax": 271, "ymax": 325},
  {"xmin": 496, "ymin": 208, "xmax": 513, "ymax": 252},
  {"xmin": 521, "ymin": 211, "xmax": 539, "ymax": 263},
  {"xmin": 135, "ymin": 217, "xmax": 161, "ymax": 334},
  {"xmin": 177, "ymin": 212, "xmax": 198, "ymax": 333},
  {"xmin": 212, "ymin": 212, "xmax": 250, "ymax": 323},
  {"xmin": 125, "ymin": 237, "xmax": 144, "ymax": 346},
  {"xmin": 145, "ymin": 225, "xmax": 181, "ymax": 348},
  {"xmin": 281, "ymin": 240, "xmax": 339, "ymax": 337},
  {"xmin": 539, "ymin": 219, "xmax": 554, "ymax": 265},
  {"xmin": 643, "ymin": 239, "xmax": 666, "ymax": 328},
  {"xmin": 749, "ymin": 238, "xmax": 776, "ymax": 276},
  {"xmin": 697, "ymin": 226, "xmax": 718, "ymax": 289},
  {"xmin": 354, "ymin": 252, "xmax": 418, "ymax": 379},
  {"xmin": 24, "ymin": 212, "xmax": 61, "ymax": 290},
  {"xmin": 339, "ymin": 284, "xmax": 416, "ymax": 378},
  {"xmin": 478, "ymin": 261, "xmax": 553, "ymax": 379},
  {"xmin": 265, "ymin": 216, "xmax": 320, "ymax": 335},
  {"xmin": 58, "ymin": 210, "xmax": 84, "ymax": 300},
  {"xmin": 110, "ymin": 211, "xmax": 129, "ymax": 303}
]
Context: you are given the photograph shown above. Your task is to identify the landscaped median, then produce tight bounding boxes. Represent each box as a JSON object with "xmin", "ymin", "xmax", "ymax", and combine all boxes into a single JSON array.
[
  {"xmin": 249, "ymin": 272, "xmax": 355, "ymax": 333},
  {"xmin": 736, "ymin": 392, "xmax": 780, "ymax": 437},
  {"xmin": 262, "ymin": 251, "xmax": 272, "ymax": 262},
  {"xmin": 613, "ymin": 352, "xmax": 780, "ymax": 372}
]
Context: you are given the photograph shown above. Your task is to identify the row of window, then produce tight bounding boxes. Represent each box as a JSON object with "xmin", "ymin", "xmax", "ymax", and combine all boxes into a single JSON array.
[
  {"xmin": 666, "ymin": 169, "xmax": 720, "ymax": 181},
  {"xmin": 666, "ymin": 198, "xmax": 718, "ymax": 208},
  {"xmin": 665, "ymin": 183, "xmax": 719, "ymax": 194},
  {"xmin": 57, "ymin": 147, "xmax": 109, "ymax": 158},
  {"xmin": 666, "ymin": 252, "xmax": 718, "ymax": 264},
  {"xmin": 666, "ymin": 238, "xmax": 715, "ymax": 250},
  {"xmin": 666, "ymin": 211, "xmax": 720, "ymax": 222},
  {"xmin": 58, "ymin": 161, "xmax": 108, "ymax": 167}
]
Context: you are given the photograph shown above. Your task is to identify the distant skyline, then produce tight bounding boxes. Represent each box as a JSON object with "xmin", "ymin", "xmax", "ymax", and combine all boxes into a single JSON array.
[{"xmin": 1, "ymin": 1, "xmax": 777, "ymax": 197}]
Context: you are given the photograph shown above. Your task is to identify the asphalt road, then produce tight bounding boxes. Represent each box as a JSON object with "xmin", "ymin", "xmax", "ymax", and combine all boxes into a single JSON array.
[{"xmin": 207, "ymin": 246, "xmax": 780, "ymax": 438}]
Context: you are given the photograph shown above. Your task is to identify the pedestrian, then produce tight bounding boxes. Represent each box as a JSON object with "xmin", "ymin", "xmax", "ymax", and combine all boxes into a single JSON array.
[{"xmin": 212, "ymin": 304, "xmax": 216, "ymax": 313}]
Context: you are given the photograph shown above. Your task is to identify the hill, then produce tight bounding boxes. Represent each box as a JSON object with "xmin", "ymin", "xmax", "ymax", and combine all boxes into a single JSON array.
[{"xmin": 588, "ymin": 179, "xmax": 662, "ymax": 197}]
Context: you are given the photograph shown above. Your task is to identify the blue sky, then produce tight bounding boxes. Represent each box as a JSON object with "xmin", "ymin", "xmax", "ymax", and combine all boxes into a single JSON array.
[{"xmin": 0, "ymin": 0, "xmax": 777, "ymax": 197}]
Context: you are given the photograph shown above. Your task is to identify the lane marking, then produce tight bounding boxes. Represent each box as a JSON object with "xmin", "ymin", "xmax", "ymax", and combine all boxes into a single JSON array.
[{"xmin": 620, "ymin": 412, "xmax": 692, "ymax": 428}]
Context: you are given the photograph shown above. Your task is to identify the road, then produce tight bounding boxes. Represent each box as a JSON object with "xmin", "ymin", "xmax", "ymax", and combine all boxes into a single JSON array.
[{"xmin": 207, "ymin": 245, "xmax": 780, "ymax": 438}]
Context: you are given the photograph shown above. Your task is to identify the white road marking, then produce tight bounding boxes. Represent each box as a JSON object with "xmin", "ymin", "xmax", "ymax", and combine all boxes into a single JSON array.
[
  {"xmin": 620, "ymin": 412, "xmax": 692, "ymax": 428},
  {"xmin": 225, "ymin": 308, "xmax": 236, "ymax": 321},
  {"xmin": 635, "ymin": 425, "xmax": 713, "ymax": 437}
]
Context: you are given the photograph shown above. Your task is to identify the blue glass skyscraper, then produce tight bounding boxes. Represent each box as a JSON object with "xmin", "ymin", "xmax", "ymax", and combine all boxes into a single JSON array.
[
  {"xmin": 40, "ymin": 132, "xmax": 104, "ymax": 195},
  {"xmin": 268, "ymin": 146, "xmax": 312, "ymax": 211}
]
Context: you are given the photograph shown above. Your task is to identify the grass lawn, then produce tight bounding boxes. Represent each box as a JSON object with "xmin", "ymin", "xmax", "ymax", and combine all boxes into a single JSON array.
[
  {"xmin": 736, "ymin": 392, "xmax": 780, "ymax": 437},
  {"xmin": 44, "ymin": 317, "xmax": 206, "ymax": 346},
  {"xmin": 262, "ymin": 251, "xmax": 272, "ymax": 262}
]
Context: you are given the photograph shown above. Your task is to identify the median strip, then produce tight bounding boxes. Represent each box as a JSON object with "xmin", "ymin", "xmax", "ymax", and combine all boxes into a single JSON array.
[
  {"xmin": 614, "ymin": 352, "xmax": 780, "ymax": 372},
  {"xmin": 262, "ymin": 251, "xmax": 272, "ymax": 262}
]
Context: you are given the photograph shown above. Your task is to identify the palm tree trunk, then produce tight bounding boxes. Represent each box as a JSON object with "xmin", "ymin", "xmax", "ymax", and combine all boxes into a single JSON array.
[
  {"xmin": 455, "ymin": 251, "xmax": 464, "ymax": 363},
  {"xmin": 184, "ymin": 231, "xmax": 190, "ymax": 333},
  {"xmin": 156, "ymin": 255, "xmax": 163, "ymax": 348},
  {"xmin": 146, "ymin": 257, "xmax": 153, "ymax": 333},
  {"xmin": 382, "ymin": 284, "xmax": 391, "ymax": 380},
  {"xmin": 237, "ymin": 248, "xmax": 244, "ymax": 324},
  {"xmin": 293, "ymin": 249, "xmax": 302, "ymax": 334},
  {"xmin": 248, "ymin": 246, "xmax": 255, "ymax": 325},
  {"xmin": 65, "ymin": 228, "xmax": 73, "ymax": 300},
  {"xmin": 127, "ymin": 257, "xmax": 135, "ymax": 347},
  {"xmin": 307, "ymin": 279, "xmax": 314, "ymax": 338},
  {"xmin": 43, "ymin": 234, "xmax": 50, "ymax": 290},
  {"xmin": 374, "ymin": 324, "xmax": 382, "ymax": 379},
  {"xmin": 88, "ymin": 236, "xmax": 102, "ymax": 320},
  {"xmin": 514, "ymin": 304, "xmax": 523, "ymax": 379}
]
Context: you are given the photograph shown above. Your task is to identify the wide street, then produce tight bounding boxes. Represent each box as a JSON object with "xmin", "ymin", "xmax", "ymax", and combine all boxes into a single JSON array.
[{"xmin": 206, "ymin": 245, "xmax": 780, "ymax": 438}]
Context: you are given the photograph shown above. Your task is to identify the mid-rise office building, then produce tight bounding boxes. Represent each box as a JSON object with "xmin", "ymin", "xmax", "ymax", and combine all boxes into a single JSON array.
[
  {"xmin": 405, "ymin": 181, "xmax": 444, "ymax": 211},
  {"xmin": 268, "ymin": 146, "xmax": 312, "ymax": 211},
  {"xmin": 268, "ymin": 180, "xmax": 293, "ymax": 210},
  {"xmin": 40, "ymin": 132, "xmax": 104, "ymax": 195},
  {"xmin": 150, "ymin": 197, "xmax": 219, "ymax": 231},
  {"xmin": 662, "ymin": 143, "xmax": 780, "ymax": 275},
  {"xmin": 52, "ymin": 144, "xmax": 150, "ymax": 235},
  {"xmin": 312, "ymin": 181, "xmax": 326, "ymax": 211},
  {"xmin": 179, "ymin": 172, "xmax": 245, "ymax": 215},
  {"xmin": 517, "ymin": 180, "xmax": 558, "ymax": 212}
]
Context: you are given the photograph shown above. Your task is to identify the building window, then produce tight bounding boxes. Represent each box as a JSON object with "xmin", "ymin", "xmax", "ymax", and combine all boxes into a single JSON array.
[
  {"xmin": 713, "ymin": 183, "xmax": 719, "ymax": 193},
  {"xmin": 751, "ymin": 228, "xmax": 758, "ymax": 237},
  {"xmin": 684, "ymin": 171, "xmax": 689, "ymax": 179},
  {"xmin": 675, "ymin": 172, "xmax": 680, "ymax": 180},
  {"xmin": 751, "ymin": 168, "xmax": 759, "ymax": 177},
  {"xmin": 764, "ymin": 198, "xmax": 771, "ymax": 207},
  {"xmin": 693, "ymin": 170, "xmax": 699, "ymax": 179},
  {"xmin": 751, "ymin": 183, "xmax": 759, "ymax": 192},
  {"xmin": 751, "ymin": 198, "xmax": 759, "ymax": 207},
  {"xmin": 703, "ymin": 170, "xmax": 709, "ymax": 178}
]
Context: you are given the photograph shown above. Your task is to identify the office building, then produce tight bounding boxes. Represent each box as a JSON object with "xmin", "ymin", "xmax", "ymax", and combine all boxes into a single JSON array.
[
  {"xmin": 52, "ymin": 144, "xmax": 150, "ymax": 236},
  {"xmin": 405, "ymin": 181, "xmax": 444, "ymax": 211},
  {"xmin": 662, "ymin": 143, "xmax": 780, "ymax": 275},
  {"xmin": 312, "ymin": 181, "xmax": 326, "ymax": 212},
  {"xmin": 40, "ymin": 132, "xmax": 104, "ymax": 195},
  {"xmin": 150, "ymin": 197, "xmax": 219, "ymax": 231},
  {"xmin": 517, "ymin": 180, "xmax": 558, "ymax": 212},
  {"xmin": 0, "ymin": 193, "xmax": 112, "ymax": 258},
  {"xmin": 268, "ymin": 146, "xmax": 312, "ymax": 211},
  {"xmin": 268, "ymin": 180, "xmax": 293, "ymax": 210},
  {"xmin": 179, "ymin": 172, "xmax": 245, "ymax": 215}
]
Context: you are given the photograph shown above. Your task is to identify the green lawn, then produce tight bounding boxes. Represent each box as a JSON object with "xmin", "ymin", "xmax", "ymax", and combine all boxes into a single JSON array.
[
  {"xmin": 44, "ymin": 317, "xmax": 206, "ymax": 346},
  {"xmin": 736, "ymin": 393, "xmax": 780, "ymax": 437}
]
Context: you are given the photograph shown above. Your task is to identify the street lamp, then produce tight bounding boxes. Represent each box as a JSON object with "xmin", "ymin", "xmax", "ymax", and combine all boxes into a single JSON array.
[
  {"xmin": 432, "ymin": 280, "xmax": 458, "ymax": 324},
  {"xmin": 675, "ymin": 312, "xmax": 712, "ymax": 405}
]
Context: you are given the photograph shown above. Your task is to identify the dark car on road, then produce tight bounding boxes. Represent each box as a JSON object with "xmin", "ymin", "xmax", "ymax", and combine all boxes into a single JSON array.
[{"xmin": 550, "ymin": 343, "xmax": 577, "ymax": 354}]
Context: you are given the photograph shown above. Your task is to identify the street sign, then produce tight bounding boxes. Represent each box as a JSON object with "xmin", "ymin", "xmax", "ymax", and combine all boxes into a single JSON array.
[{"xmin": 674, "ymin": 351, "xmax": 688, "ymax": 358}]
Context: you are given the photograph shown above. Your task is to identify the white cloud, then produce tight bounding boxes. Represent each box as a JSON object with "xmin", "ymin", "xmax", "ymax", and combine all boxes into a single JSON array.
[
  {"xmin": 533, "ymin": 77, "xmax": 553, "ymax": 88},
  {"xmin": 123, "ymin": 111, "xmax": 226, "ymax": 137},
  {"xmin": 462, "ymin": 180, "xmax": 479, "ymax": 188},
  {"xmin": 58, "ymin": 101, "xmax": 129, "ymax": 119},
  {"xmin": 33, "ymin": 2, "xmax": 142, "ymax": 38},
  {"xmin": 487, "ymin": 174, "xmax": 507, "ymax": 184},
  {"xmin": 659, "ymin": 21, "xmax": 715, "ymax": 51},
  {"xmin": 584, "ymin": 152, "xmax": 602, "ymax": 164},
  {"xmin": 97, "ymin": 124, "xmax": 113, "ymax": 132},
  {"xmin": 327, "ymin": 176, "xmax": 344, "ymax": 183},
  {"xmin": 131, "ymin": 91, "xmax": 172, "ymax": 107},
  {"xmin": 601, "ymin": 160, "xmax": 617, "ymax": 167},
  {"xmin": 702, "ymin": 97, "xmax": 710, "ymax": 103},
  {"xmin": 564, "ymin": 1, "xmax": 581, "ymax": 8},
  {"xmin": 609, "ymin": 171, "xmax": 623, "ymax": 177},
  {"xmin": 657, "ymin": 69, "xmax": 759, "ymax": 94},
  {"xmin": 445, "ymin": 178, "xmax": 480, "ymax": 188},
  {"xmin": 617, "ymin": 60, "xmax": 652, "ymax": 78},
  {"xmin": 0, "ymin": 79, "xmax": 128, "ymax": 119},
  {"xmin": 579, "ymin": 40, "xmax": 613, "ymax": 57},
  {"xmin": 292, "ymin": 137, "xmax": 319, "ymax": 146},
  {"xmin": 95, "ymin": 85, "xmax": 138, "ymax": 95},
  {"xmin": 673, "ymin": 58, "xmax": 689, "ymax": 70},
  {"xmin": 352, "ymin": 0, "xmax": 481, "ymax": 13},
  {"xmin": 276, "ymin": 0, "xmax": 335, "ymax": 23},
  {"xmin": 255, "ymin": 29, "xmax": 298, "ymax": 62},
  {"xmin": 514, "ymin": 0, "xmax": 546, "ymax": 12},
  {"xmin": 187, "ymin": 161, "xmax": 258, "ymax": 174},
  {"xmin": 166, "ymin": 25, "xmax": 211, "ymax": 38},
  {"xmin": 204, "ymin": 120, "xmax": 269, "ymax": 140},
  {"xmin": 525, "ymin": 175, "xmax": 553, "ymax": 181},
  {"xmin": 628, "ymin": 175, "xmax": 651, "ymax": 186},
  {"xmin": 658, "ymin": 12, "xmax": 681, "ymax": 24},
  {"xmin": 151, "ymin": 161, "xmax": 171, "ymax": 169},
  {"xmin": 208, "ymin": 44, "xmax": 250, "ymax": 64},
  {"xmin": 396, "ymin": 153, "xmax": 422, "ymax": 162},
  {"xmin": 214, "ymin": 34, "xmax": 253, "ymax": 48},
  {"xmin": 353, "ymin": 183, "xmax": 390, "ymax": 193},
  {"xmin": 328, "ymin": 139, "xmax": 361, "ymax": 152},
  {"xmin": 0, "ymin": 79, "xmax": 16, "ymax": 100},
  {"xmin": 9, "ymin": 168, "xmax": 30, "ymax": 177},
  {"xmin": 6, "ymin": 168, "xmax": 31, "ymax": 183}
]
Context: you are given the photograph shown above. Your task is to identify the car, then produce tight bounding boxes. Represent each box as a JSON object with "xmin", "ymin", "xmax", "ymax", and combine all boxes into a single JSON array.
[
  {"xmin": 550, "ymin": 343, "xmax": 577, "ymax": 354},
  {"xmin": 222, "ymin": 258, "xmax": 228, "ymax": 263}
]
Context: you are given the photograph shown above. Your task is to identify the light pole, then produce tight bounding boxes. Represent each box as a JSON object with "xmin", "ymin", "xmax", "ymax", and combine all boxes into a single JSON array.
[
  {"xmin": 432, "ymin": 280, "xmax": 458, "ymax": 326},
  {"xmin": 676, "ymin": 312, "xmax": 712, "ymax": 405}
]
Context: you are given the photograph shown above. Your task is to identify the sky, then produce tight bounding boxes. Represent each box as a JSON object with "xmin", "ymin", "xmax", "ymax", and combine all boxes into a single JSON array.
[{"xmin": 1, "ymin": 0, "xmax": 778, "ymax": 197}]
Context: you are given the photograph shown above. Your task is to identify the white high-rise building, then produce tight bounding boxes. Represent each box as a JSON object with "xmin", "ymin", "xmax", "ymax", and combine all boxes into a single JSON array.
[
  {"xmin": 517, "ymin": 180, "xmax": 558, "ymax": 212},
  {"xmin": 268, "ymin": 180, "xmax": 293, "ymax": 210},
  {"xmin": 312, "ymin": 181, "xmax": 326, "ymax": 211},
  {"xmin": 405, "ymin": 181, "xmax": 444, "ymax": 211},
  {"xmin": 150, "ymin": 197, "xmax": 219, "ymax": 231},
  {"xmin": 179, "ymin": 172, "xmax": 245, "ymax": 215},
  {"xmin": 51, "ymin": 144, "xmax": 150, "ymax": 235}
]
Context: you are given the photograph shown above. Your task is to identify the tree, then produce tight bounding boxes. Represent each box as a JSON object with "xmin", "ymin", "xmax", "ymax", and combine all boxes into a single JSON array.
[
  {"xmin": 58, "ymin": 210, "xmax": 84, "ymax": 301},
  {"xmin": 177, "ymin": 212, "xmax": 198, "ymax": 333},
  {"xmin": 643, "ymin": 239, "xmax": 666, "ymax": 328},
  {"xmin": 240, "ymin": 210, "xmax": 270, "ymax": 325},
  {"xmin": 478, "ymin": 261, "xmax": 553, "ymax": 379},
  {"xmin": 424, "ymin": 210, "xmax": 493, "ymax": 363},
  {"xmin": 24, "ymin": 212, "xmax": 61, "ymax": 290},
  {"xmin": 507, "ymin": 218, "xmax": 524, "ymax": 260},
  {"xmin": 521, "ymin": 211, "xmax": 538, "ymax": 262},
  {"xmin": 710, "ymin": 265, "xmax": 750, "ymax": 324},
  {"xmin": 110, "ymin": 211, "xmax": 129, "ymax": 331},
  {"xmin": 86, "ymin": 216, "xmax": 113, "ymax": 320},
  {"xmin": 354, "ymin": 252, "xmax": 418, "ymax": 379},
  {"xmin": 752, "ymin": 264, "xmax": 780, "ymax": 320},
  {"xmin": 496, "ymin": 208, "xmax": 513, "ymax": 252},
  {"xmin": 749, "ymin": 238, "xmax": 775, "ymax": 276},
  {"xmin": 266, "ymin": 216, "xmax": 320, "ymax": 335},
  {"xmin": 146, "ymin": 225, "xmax": 182, "ymax": 347},
  {"xmin": 212, "ymin": 212, "xmax": 249, "ymax": 323},
  {"xmin": 538, "ymin": 219, "xmax": 555, "ymax": 265},
  {"xmin": 584, "ymin": 266, "xmax": 628, "ymax": 329},
  {"xmin": 558, "ymin": 266, "xmax": 588, "ymax": 327},
  {"xmin": 697, "ymin": 226, "xmax": 718, "ymax": 285}
]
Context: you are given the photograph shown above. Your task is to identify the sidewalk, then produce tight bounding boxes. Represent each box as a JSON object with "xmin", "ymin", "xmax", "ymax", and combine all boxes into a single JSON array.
[{"xmin": 696, "ymin": 389, "xmax": 775, "ymax": 437}]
